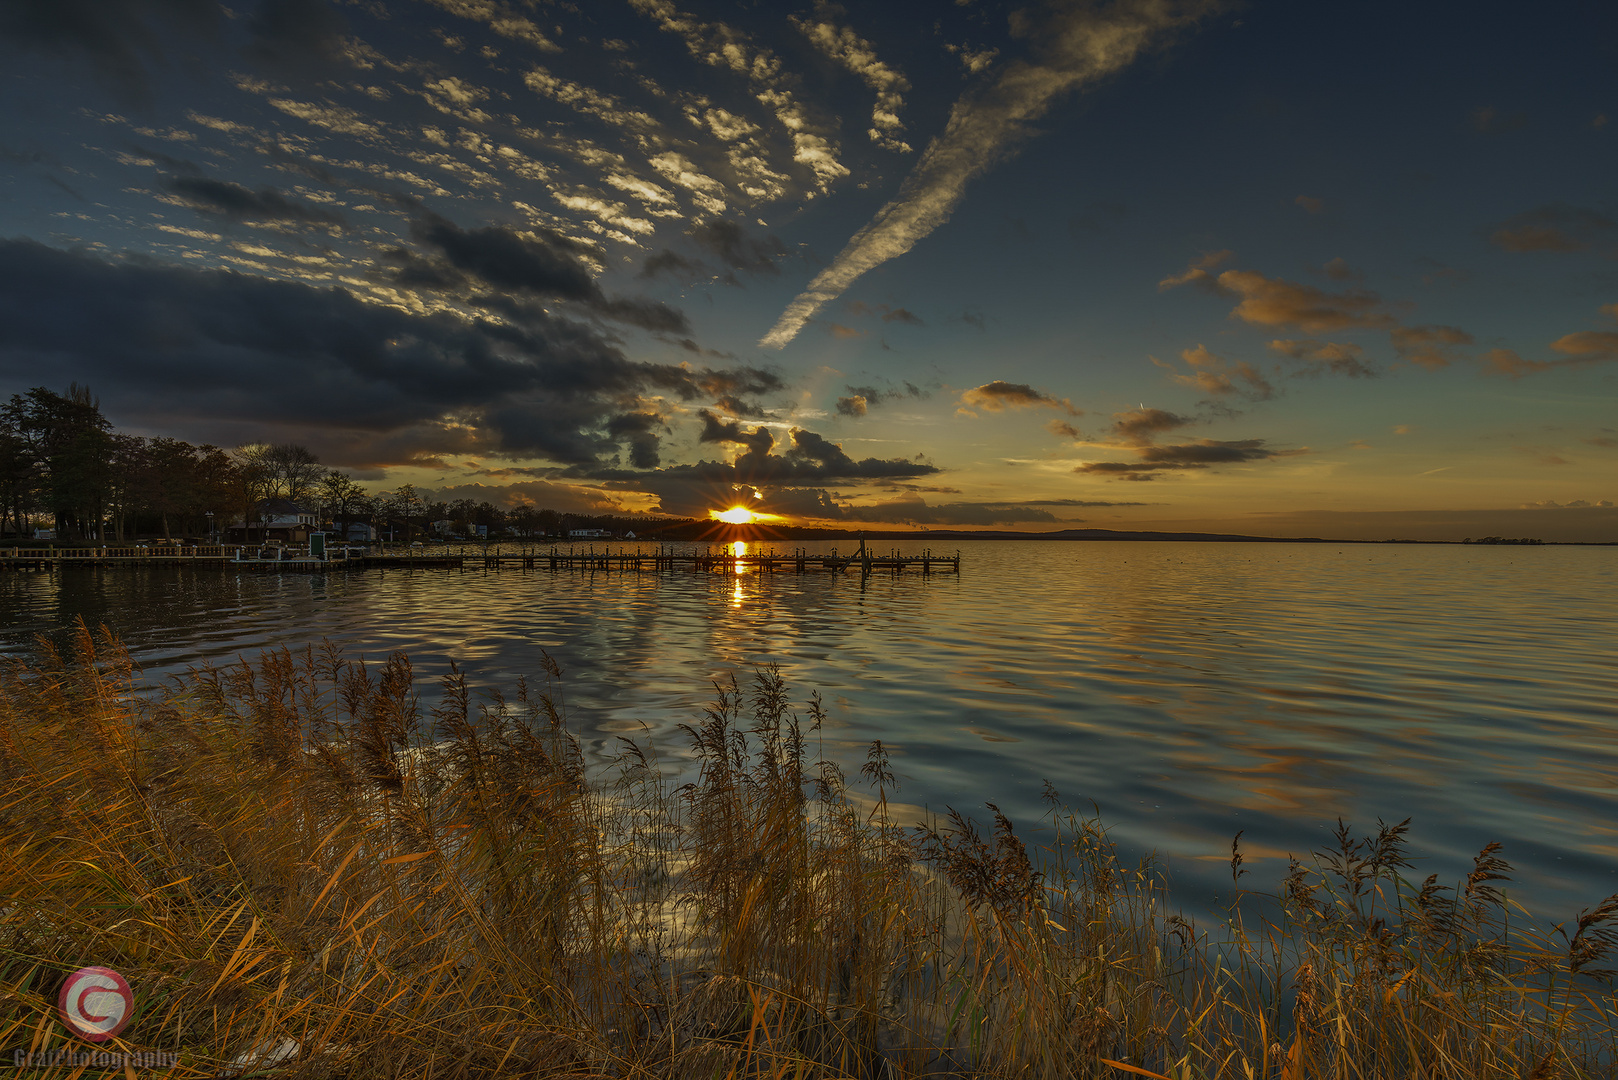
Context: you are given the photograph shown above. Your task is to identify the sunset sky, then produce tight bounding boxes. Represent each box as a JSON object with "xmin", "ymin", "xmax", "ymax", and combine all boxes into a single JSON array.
[{"xmin": 2, "ymin": 0, "xmax": 1615, "ymax": 539}]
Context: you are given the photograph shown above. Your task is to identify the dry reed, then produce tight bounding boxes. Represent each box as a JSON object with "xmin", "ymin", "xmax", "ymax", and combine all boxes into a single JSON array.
[{"xmin": 1, "ymin": 622, "xmax": 1614, "ymax": 1079}]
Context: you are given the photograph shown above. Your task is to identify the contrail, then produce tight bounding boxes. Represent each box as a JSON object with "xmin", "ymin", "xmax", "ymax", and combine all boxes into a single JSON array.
[{"xmin": 760, "ymin": 0, "xmax": 1216, "ymax": 350}]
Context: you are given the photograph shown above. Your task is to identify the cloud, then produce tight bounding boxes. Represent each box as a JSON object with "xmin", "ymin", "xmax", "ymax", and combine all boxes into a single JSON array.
[
  {"xmin": 1482, "ymin": 304, "xmax": 1618, "ymax": 377},
  {"xmin": 1489, "ymin": 203, "xmax": 1616, "ymax": 253},
  {"xmin": 1268, "ymin": 339, "xmax": 1378, "ymax": 378},
  {"xmin": 846, "ymin": 300, "xmax": 924, "ymax": 325},
  {"xmin": 639, "ymin": 248, "xmax": 705, "ymax": 281},
  {"xmin": 1210, "ymin": 268, "xmax": 1392, "ymax": 333},
  {"xmin": 1481, "ymin": 347, "xmax": 1551, "ymax": 378},
  {"xmin": 688, "ymin": 219, "xmax": 786, "ymax": 277},
  {"xmin": 165, "ymin": 176, "xmax": 346, "ymax": 228},
  {"xmin": 0, "ymin": 238, "xmax": 767, "ymax": 472},
  {"xmin": 1109, "ymin": 407, "xmax": 1194, "ymax": 445},
  {"xmin": 1076, "ymin": 437, "xmax": 1304, "ymax": 480},
  {"xmin": 630, "ymin": 0, "xmax": 847, "ymax": 193},
  {"xmin": 959, "ymin": 380, "xmax": 1077, "ymax": 415},
  {"xmin": 586, "ymin": 425, "xmax": 940, "ymax": 517},
  {"xmin": 420, "ymin": 0, "xmax": 559, "ymax": 53},
  {"xmin": 836, "ymin": 381, "xmax": 924, "ymax": 417},
  {"xmin": 1167, "ymin": 260, "xmax": 1478, "ymax": 370},
  {"xmin": 1388, "ymin": 324, "xmax": 1473, "ymax": 370},
  {"xmin": 1166, "ymin": 344, "xmax": 1274, "ymax": 399},
  {"xmin": 1321, "ymin": 257, "xmax": 1360, "ymax": 282},
  {"xmin": 792, "ymin": 7, "xmax": 912, "ymax": 152},
  {"xmin": 605, "ymin": 410, "xmax": 666, "ymax": 469},
  {"xmin": 1521, "ymin": 499, "xmax": 1615, "ymax": 509},
  {"xmin": 761, "ymin": 0, "xmax": 1216, "ymax": 348},
  {"xmin": 1157, "ymin": 249, "xmax": 1233, "ymax": 290},
  {"xmin": 409, "ymin": 212, "xmax": 688, "ymax": 332}
]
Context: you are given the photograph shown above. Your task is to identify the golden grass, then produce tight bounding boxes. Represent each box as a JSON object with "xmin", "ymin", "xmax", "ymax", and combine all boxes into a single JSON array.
[{"xmin": 1, "ymin": 623, "xmax": 1615, "ymax": 1079}]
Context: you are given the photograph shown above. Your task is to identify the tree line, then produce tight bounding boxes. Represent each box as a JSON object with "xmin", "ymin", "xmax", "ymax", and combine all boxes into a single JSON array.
[{"xmin": 1, "ymin": 385, "xmax": 672, "ymax": 543}]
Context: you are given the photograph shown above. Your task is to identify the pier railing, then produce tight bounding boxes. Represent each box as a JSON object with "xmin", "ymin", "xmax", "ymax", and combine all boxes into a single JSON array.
[{"xmin": 2, "ymin": 542, "xmax": 961, "ymax": 575}]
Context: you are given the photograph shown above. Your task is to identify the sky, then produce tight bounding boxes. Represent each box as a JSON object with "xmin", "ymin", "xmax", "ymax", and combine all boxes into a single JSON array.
[{"xmin": 2, "ymin": 0, "xmax": 1616, "ymax": 540}]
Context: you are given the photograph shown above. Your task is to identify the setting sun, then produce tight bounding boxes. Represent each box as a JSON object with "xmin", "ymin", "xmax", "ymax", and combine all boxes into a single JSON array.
[{"xmin": 713, "ymin": 506, "xmax": 758, "ymax": 525}]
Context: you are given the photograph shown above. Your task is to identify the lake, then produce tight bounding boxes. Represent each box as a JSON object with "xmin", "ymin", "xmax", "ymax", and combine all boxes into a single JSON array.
[{"xmin": 3, "ymin": 538, "xmax": 1614, "ymax": 921}]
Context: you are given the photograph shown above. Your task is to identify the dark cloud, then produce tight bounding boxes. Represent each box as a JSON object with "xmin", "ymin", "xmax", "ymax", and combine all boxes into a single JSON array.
[
  {"xmin": 1076, "ymin": 438, "xmax": 1304, "ymax": 480},
  {"xmin": 959, "ymin": 381, "xmax": 1077, "ymax": 414},
  {"xmin": 246, "ymin": 0, "xmax": 349, "ymax": 75},
  {"xmin": 697, "ymin": 410, "xmax": 774, "ymax": 454},
  {"xmin": 712, "ymin": 394, "xmax": 769, "ymax": 418},
  {"xmin": 639, "ymin": 248, "xmax": 705, "ymax": 280},
  {"xmin": 587, "ymin": 424, "xmax": 940, "ymax": 517},
  {"xmin": 378, "ymin": 246, "xmax": 466, "ymax": 290},
  {"xmin": 688, "ymin": 220, "xmax": 786, "ymax": 276},
  {"xmin": 411, "ymin": 212, "xmax": 689, "ymax": 333},
  {"xmin": 1110, "ymin": 407, "xmax": 1193, "ymax": 445},
  {"xmin": 166, "ymin": 176, "xmax": 346, "ymax": 227},
  {"xmin": 605, "ymin": 411, "xmax": 665, "ymax": 469},
  {"xmin": 0, "ymin": 0, "xmax": 224, "ymax": 105},
  {"xmin": 836, "ymin": 381, "xmax": 925, "ymax": 418},
  {"xmin": 0, "ymin": 239, "xmax": 760, "ymax": 470},
  {"xmin": 412, "ymin": 212, "xmax": 597, "ymax": 301}
]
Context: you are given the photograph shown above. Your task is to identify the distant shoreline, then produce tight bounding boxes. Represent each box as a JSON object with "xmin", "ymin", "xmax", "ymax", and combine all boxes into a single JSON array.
[{"xmin": 636, "ymin": 523, "xmax": 1616, "ymax": 545}]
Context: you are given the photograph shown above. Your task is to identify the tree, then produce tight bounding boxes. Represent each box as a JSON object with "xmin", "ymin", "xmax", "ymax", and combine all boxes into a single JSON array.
[
  {"xmin": 318, "ymin": 470, "xmax": 369, "ymax": 539},
  {"xmin": 268, "ymin": 444, "xmax": 322, "ymax": 503},
  {"xmin": 235, "ymin": 442, "xmax": 319, "ymax": 540},
  {"xmin": 377, "ymin": 484, "xmax": 422, "ymax": 543},
  {"xmin": 3, "ymin": 385, "xmax": 115, "ymax": 540}
]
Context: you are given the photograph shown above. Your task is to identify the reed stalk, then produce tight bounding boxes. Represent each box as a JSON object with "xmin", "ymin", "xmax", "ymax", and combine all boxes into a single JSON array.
[{"xmin": 1, "ymin": 622, "xmax": 1613, "ymax": 1078}]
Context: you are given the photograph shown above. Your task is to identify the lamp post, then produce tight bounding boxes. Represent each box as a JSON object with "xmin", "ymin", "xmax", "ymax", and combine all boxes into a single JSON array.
[{"xmin": 206, "ymin": 510, "xmax": 215, "ymax": 544}]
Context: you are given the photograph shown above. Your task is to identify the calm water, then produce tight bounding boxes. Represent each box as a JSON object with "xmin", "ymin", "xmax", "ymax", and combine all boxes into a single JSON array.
[{"xmin": 3, "ymin": 540, "xmax": 1615, "ymax": 920}]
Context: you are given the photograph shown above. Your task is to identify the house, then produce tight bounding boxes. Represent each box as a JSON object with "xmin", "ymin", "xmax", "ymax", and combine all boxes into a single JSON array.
[
  {"xmin": 226, "ymin": 499, "xmax": 317, "ymax": 543},
  {"xmin": 569, "ymin": 528, "xmax": 609, "ymax": 539}
]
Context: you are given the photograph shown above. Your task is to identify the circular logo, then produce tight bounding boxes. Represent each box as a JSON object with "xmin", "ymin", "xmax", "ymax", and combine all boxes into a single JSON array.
[{"xmin": 58, "ymin": 966, "xmax": 134, "ymax": 1042}]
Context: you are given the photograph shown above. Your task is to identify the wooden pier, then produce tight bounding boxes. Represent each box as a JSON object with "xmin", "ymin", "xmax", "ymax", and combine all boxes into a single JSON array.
[
  {"xmin": 1, "ymin": 539, "xmax": 960, "ymax": 576},
  {"xmin": 474, "ymin": 540, "xmax": 959, "ymax": 575}
]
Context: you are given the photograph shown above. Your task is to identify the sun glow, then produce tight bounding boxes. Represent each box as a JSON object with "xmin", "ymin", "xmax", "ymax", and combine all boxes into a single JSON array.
[{"xmin": 714, "ymin": 506, "xmax": 758, "ymax": 524}]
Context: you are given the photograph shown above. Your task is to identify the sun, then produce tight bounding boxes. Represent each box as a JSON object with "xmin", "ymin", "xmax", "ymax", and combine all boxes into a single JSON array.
[{"xmin": 714, "ymin": 505, "xmax": 758, "ymax": 525}]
